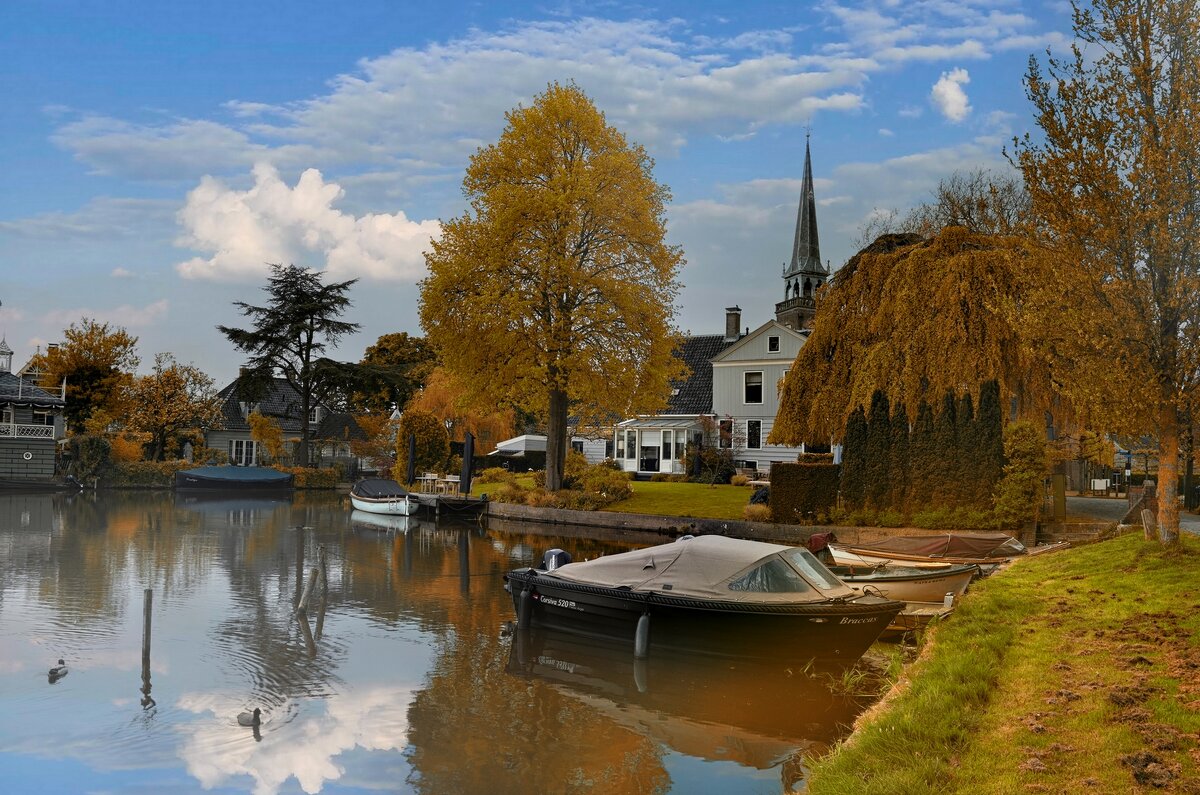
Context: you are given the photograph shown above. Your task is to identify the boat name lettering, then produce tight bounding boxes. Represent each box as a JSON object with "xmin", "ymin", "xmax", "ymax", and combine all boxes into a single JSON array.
[
  {"xmin": 536, "ymin": 655, "xmax": 577, "ymax": 673},
  {"xmin": 538, "ymin": 596, "xmax": 581, "ymax": 611},
  {"xmin": 839, "ymin": 617, "xmax": 877, "ymax": 625}
]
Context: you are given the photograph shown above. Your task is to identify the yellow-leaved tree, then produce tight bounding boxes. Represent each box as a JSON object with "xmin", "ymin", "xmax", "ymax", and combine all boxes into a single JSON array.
[
  {"xmin": 1012, "ymin": 0, "xmax": 1200, "ymax": 546},
  {"xmin": 420, "ymin": 83, "xmax": 685, "ymax": 491},
  {"xmin": 125, "ymin": 353, "xmax": 224, "ymax": 461},
  {"xmin": 32, "ymin": 318, "xmax": 139, "ymax": 434},
  {"xmin": 770, "ymin": 227, "xmax": 1056, "ymax": 446},
  {"xmin": 406, "ymin": 367, "xmax": 515, "ymax": 453}
]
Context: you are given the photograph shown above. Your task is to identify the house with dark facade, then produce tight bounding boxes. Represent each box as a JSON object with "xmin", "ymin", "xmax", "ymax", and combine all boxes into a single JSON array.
[
  {"xmin": 0, "ymin": 339, "xmax": 66, "ymax": 482},
  {"xmin": 205, "ymin": 377, "xmax": 367, "ymax": 472},
  {"xmin": 614, "ymin": 139, "xmax": 829, "ymax": 476}
]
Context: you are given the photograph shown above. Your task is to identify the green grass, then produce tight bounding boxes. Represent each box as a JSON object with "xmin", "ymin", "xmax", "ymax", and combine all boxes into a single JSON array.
[
  {"xmin": 807, "ymin": 532, "xmax": 1200, "ymax": 794},
  {"xmin": 601, "ymin": 480, "xmax": 754, "ymax": 520}
]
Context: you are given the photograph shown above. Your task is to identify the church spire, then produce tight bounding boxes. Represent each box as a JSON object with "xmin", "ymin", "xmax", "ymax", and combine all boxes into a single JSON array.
[{"xmin": 784, "ymin": 136, "xmax": 824, "ymax": 278}]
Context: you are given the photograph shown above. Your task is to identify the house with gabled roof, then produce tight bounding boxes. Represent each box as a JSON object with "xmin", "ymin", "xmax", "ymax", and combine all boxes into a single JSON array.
[
  {"xmin": 205, "ymin": 376, "xmax": 367, "ymax": 472},
  {"xmin": 0, "ymin": 338, "xmax": 67, "ymax": 481},
  {"xmin": 613, "ymin": 138, "xmax": 829, "ymax": 477}
]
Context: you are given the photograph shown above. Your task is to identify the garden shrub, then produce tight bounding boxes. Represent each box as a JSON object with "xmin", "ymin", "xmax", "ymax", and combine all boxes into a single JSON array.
[
  {"xmin": 769, "ymin": 461, "xmax": 840, "ymax": 524},
  {"xmin": 731, "ymin": 474, "xmax": 751, "ymax": 487},
  {"xmin": 743, "ymin": 503, "xmax": 772, "ymax": 522},
  {"xmin": 69, "ymin": 435, "xmax": 113, "ymax": 482},
  {"xmin": 394, "ymin": 410, "xmax": 450, "ymax": 479},
  {"xmin": 576, "ymin": 464, "xmax": 633, "ymax": 503},
  {"xmin": 281, "ymin": 466, "xmax": 339, "ymax": 489},
  {"xmin": 878, "ymin": 509, "xmax": 906, "ymax": 528},
  {"xmin": 476, "ymin": 467, "xmax": 517, "ymax": 485},
  {"xmin": 110, "ymin": 460, "xmax": 194, "ymax": 487},
  {"xmin": 682, "ymin": 442, "xmax": 735, "ymax": 484}
]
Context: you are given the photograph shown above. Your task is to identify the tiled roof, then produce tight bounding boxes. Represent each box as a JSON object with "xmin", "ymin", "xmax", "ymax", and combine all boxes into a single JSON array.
[
  {"xmin": 0, "ymin": 372, "xmax": 65, "ymax": 407},
  {"xmin": 666, "ymin": 334, "xmax": 735, "ymax": 415},
  {"xmin": 216, "ymin": 377, "xmax": 361, "ymax": 440}
]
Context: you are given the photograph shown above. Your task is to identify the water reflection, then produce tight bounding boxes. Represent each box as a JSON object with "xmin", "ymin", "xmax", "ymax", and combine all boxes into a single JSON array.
[{"xmin": 0, "ymin": 491, "xmax": 870, "ymax": 794}]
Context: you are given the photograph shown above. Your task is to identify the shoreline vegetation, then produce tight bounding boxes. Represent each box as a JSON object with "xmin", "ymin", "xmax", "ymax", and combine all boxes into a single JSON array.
[{"xmin": 808, "ymin": 531, "xmax": 1200, "ymax": 794}]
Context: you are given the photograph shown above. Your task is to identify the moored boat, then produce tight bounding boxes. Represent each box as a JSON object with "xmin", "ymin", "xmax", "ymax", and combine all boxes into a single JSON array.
[
  {"xmin": 828, "ymin": 562, "xmax": 977, "ymax": 603},
  {"xmin": 828, "ymin": 532, "xmax": 1027, "ymax": 571},
  {"xmin": 504, "ymin": 535, "xmax": 903, "ymax": 666},
  {"xmin": 350, "ymin": 478, "xmax": 415, "ymax": 516},
  {"xmin": 174, "ymin": 465, "xmax": 293, "ymax": 492}
]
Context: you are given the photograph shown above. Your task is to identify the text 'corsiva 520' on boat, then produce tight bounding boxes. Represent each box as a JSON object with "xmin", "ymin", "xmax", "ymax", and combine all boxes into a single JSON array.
[{"xmin": 504, "ymin": 535, "xmax": 903, "ymax": 666}]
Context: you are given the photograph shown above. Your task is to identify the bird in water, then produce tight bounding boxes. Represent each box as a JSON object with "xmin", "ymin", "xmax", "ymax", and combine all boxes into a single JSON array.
[
  {"xmin": 48, "ymin": 659, "xmax": 68, "ymax": 684},
  {"xmin": 237, "ymin": 708, "xmax": 261, "ymax": 727}
]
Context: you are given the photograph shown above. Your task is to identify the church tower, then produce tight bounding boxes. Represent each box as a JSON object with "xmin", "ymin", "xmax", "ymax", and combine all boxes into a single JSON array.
[{"xmin": 775, "ymin": 137, "xmax": 828, "ymax": 330}]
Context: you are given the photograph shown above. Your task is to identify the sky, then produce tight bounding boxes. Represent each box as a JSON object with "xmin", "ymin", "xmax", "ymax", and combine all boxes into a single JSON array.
[{"xmin": 0, "ymin": 0, "xmax": 1074, "ymax": 386}]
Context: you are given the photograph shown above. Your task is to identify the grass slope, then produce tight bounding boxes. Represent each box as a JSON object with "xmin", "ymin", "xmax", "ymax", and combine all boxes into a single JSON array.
[
  {"xmin": 601, "ymin": 480, "xmax": 753, "ymax": 520},
  {"xmin": 809, "ymin": 531, "xmax": 1200, "ymax": 794}
]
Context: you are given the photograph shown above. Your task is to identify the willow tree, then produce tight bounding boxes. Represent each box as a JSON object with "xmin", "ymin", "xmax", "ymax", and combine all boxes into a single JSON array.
[
  {"xmin": 770, "ymin": 228, "xmax": 1055, "ymax": 448},
  {"xmin": 1012, "ymin": 0, "xmax": 1200, "ymax": 547},
  {"xmin": 420, "ymin": 83, "xmax": 684, "ymax": 491}
]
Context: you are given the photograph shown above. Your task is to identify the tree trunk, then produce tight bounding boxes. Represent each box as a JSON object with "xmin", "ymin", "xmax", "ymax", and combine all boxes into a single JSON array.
[
  {"xmin": 1158, "ymin": 402, "xmax": 1181, "ymax": 547},
  {"xmin": 545, "ymin": 388, "xmax": 569, "ymax": 491}
]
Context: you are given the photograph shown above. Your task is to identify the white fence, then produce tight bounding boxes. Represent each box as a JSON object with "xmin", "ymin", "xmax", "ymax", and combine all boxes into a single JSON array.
[{"xmin": 0, "ymin": 424, "xmax": 55, "ymax": 439}]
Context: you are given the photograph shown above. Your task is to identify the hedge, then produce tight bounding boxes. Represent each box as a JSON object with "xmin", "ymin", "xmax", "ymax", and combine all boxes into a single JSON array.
[{"xmin": 769, "ymin": 461, "xmax": 840, "ymax": 523}]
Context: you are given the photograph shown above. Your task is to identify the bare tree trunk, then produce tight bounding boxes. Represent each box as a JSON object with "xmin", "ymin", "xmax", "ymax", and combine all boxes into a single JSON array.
[
  {"xmin": 1159, "ymin": 403, "xmax": 1180, "ymax": 547},
  {"xmin": 545, "ymin": 388, "xmax": 569, "ymax": 491}
]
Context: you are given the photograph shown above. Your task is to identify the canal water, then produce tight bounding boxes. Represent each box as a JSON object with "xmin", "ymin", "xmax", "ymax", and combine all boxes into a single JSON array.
[{"xmin": 0, "ymin": 491, "xmax": 873, "ymax": 794}]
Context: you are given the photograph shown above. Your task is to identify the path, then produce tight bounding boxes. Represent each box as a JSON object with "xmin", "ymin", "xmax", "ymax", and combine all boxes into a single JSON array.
[{"xmin": 1066, "ymin": 494, "xmax": 1200, "ymax": 535}]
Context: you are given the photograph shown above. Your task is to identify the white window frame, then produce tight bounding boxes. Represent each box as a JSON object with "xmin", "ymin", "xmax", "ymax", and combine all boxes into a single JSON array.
[
  {"xmin": 744, "ymin": 371, "xmax": 764, "ymax": 404},
  {"xmin": 624, "ymin": 429, "xmax": 638, "ymax": 460},
  {"xmin": 719, "ymin": 419, "xmax": 733, "ymax": 449},
  {"xmin": 0, "ymin": 405, "xmax": 12, "ymax": 424},
  {"xmin": 768, "ymin": 336, "xmax": 780, "ymax": 353},
  {"xmin": 308, "ymin": 406, "xmax": 321, "ymax": 424},
  {"xmin": 662, "ymin": 429, "xmax": 674, "ymax": 462},
  {"xmin": 747, "ymin": 419, "xmax": 762, "ymax": 449},
  {"xmin": 230, "ymin": 439, "xmax": 258, "ymax": 466}
]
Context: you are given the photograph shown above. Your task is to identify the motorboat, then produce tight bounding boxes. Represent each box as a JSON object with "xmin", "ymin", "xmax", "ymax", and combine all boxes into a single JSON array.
[
  {"xmin": 828, "ymin": 532, "xmax": 1029, "ymax": 572},
  {"xmin": 504, "ymin": 535, "xmax": 903, "ymax": 666},
  {"xmin": 174, "ymin": 465, "xmax": 293, "ymax": 492},
  {"xmin": 828, "ymin": 562, "xmax": 977, "ymax": 603},
  {"xmin": 350, "ymin": 478, "xmax": 416, "ymax": 516}
]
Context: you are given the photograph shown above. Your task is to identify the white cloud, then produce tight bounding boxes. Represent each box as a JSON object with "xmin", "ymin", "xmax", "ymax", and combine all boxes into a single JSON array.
[
  {"xmin": 0, "ymin": 197, "xmax": 176, "ymax": 239},
  {"xmin": 42, "ymin": 299, "xmax": 169, "ymax": 328},
  {"xmin": 174, "ymin": 163, "xmax": 440, "ymax": 283},
  {"xmin": 930, "ymin": 67, "xmax": 972, "ymax": 122},
  {"xmin": 111, "ymin": 267, "xmax": 134, "ymax": 278},
  {"xmin": 878, "ymin": 127, "xmax": 894, "ymax": 136}
]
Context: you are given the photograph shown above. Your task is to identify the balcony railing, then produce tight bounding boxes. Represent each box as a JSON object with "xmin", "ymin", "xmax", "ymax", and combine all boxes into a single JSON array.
[
  {"xmin": 0, "ymin": 423, "xmax": 55, "ymax": 439},
  {"xmin": 774, "ymin": 295, "xmax": 816, "ymax": 313}
]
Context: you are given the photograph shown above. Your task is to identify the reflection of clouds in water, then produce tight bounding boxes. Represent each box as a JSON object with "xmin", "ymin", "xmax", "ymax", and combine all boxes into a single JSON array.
[{"xmin": 176, "ymin": 686, "xmax": 415, "ymax": 795}]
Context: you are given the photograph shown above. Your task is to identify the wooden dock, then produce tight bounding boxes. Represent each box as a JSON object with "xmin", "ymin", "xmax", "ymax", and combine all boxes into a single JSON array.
[{"xmin": 412, "ymin": 492, "xmax": 488, "ymax": 519}]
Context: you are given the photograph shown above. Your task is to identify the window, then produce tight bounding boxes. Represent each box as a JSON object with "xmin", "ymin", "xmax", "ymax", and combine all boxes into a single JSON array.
[
  {"xmin": 616, "ymin": 432, "xmax": 625, "ymax": 459},
  {"xmin": 768, "ymin": 336, "xmax": 780, "ymax": 353},
  {"xmin": 728, "ymin": 558, "xmax": 812, "ymax": 593},
  {"xmin": 230, "ymin": 439, "xmax": 258, "ymax": 466},
  {"xmin": 308, "ymin": 406, "xmax": 321, "ymax": 424},
  {"xmin": 0, "ymin": 405, "xmax": 12, "ymax": 424},
  {"xmin": 571, "ymin": 440, "xmax": 584, "ymax": 454},
  {"xmin": 747, "ymin": 420, "xmax": 761, "ymax": 449},
  {"xmin": 719, "ymin": 419, "xmax": 733, "ymax": 449},
  {"xmin": 783, "ymin": 549, "xmax": 845, "ymax": 590},
  {"xmin": 744, "ymin": 372, "xmax": 763, "ymax": 404},
  {"xmin": 624, "ymin": 429, "xmax": 638, "ymax": 460},
  {"xmin": 662, "ymin": 429, "xmax": 674, "ymax": 461}
]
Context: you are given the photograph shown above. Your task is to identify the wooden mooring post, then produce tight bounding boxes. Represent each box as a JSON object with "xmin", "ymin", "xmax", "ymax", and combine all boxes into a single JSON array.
[
  {"xmin": 141, "ymin": 588, "xmax": 155, "ymax": 709},
  {"xmin": 297, "ymin": 567, "xmax": 319, "ymax": 613}
]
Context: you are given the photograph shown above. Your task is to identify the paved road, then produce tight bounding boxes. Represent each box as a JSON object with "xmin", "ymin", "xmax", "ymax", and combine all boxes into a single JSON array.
[{"xmin": 1066, "ymin": 494, "xmax": 1200, "ymax": 535}]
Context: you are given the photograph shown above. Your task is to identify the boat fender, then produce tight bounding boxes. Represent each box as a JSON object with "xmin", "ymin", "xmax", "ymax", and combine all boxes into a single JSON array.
[
  {"xmin": 634, "ymin": 612, "xmax": 651, "ymax": 659},
  {"xmin": 633, "ymin": 658, "xmax": 649, "ymax": 693},
  {"xmin": 517, "ymin": 582, "xmax": 534, "ymax": 629},
  {"xmin": 539, "ymin": 548, "xmax": 572, "ymax": 571}
]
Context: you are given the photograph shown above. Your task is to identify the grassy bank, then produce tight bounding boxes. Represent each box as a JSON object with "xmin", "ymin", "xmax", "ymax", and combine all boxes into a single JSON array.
[
  {"xmin": 809, "ymin": 531, "xmax": 1200, "ymax": 793},
  {"xmin": 602, "ymin": 480, "xmax": 752, "ymax": 519}
]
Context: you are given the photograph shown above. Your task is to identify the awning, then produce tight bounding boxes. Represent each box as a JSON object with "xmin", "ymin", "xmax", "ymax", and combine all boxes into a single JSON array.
[{"xmin": 616, "ymin": 417, "xmax": 704, "ymax": 430}]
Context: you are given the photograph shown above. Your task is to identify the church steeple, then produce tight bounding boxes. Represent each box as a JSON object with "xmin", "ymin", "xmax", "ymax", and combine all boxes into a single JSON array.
[
  {"xmin": 0, "ymin": 338, "xmax": 12, "ymax": 374},
  {"xmin": 776, "ymin": 136, "xmax": 827, "ymax": 330}
]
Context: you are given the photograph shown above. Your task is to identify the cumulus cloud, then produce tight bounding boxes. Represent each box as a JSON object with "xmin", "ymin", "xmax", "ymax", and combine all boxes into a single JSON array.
[
  {"xmin": 111, "ymin": 267, "xmax": 134, "ymax": 278},
  {"xmin": 174, "ymin": 164, "xmax": 440, "ymax": 283},
  {"xmin": 930, "ymin": 68, "xmax": 972, "ymax": 122}
]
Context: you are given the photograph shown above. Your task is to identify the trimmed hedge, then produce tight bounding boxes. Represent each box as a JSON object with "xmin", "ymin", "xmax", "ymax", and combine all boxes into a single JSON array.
[
  {"xmin": 110, "ymin": 460, "xmax": 195, "ymax": 487},
  {"xmin": 769, "ymin": 461, "xmax": 840, "ymax": 524}
]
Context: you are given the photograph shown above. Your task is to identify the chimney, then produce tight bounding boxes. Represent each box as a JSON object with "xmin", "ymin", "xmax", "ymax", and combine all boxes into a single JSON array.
[{"xmin": 724, "ymin": 306, "xmax": 741, "ymax": 342}]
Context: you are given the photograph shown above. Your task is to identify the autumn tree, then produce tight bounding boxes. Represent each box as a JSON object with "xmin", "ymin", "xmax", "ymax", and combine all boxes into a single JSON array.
[
  {"xmin": 247, "ymin": 411, "xmax": 285, "ymax": 464},
  {"xmin": 218, "ymin": 263, "xmax": 359, "ymax": 467},
  {"xmin": 406, "ymin": 367, "xmax": 515, "ymax": 452},
  {"xmin": 887, "ymin": 401, "xmax": 910, "ymax": 508},
  {"xmin": 394, "ymin": 409, "xmax": 450, "ymax": 479},
  {"xmin": 125, "ymin": 353, "xmax": 224, "ymax": 461},
  {"xmin": 32, "ymin": 318, "xmax": 139, "ymax": 434},
  {"xmin": 770, "ymin": 228, "xmax": 1057, "ymax": 448},
  {"xmin": 840, "ymin": 406, "xmax": 868, "ymax": 509},
  {"xmin": 1011, "ymin": 0, "xmax": 1200, "ymax": 546},
  {"xmin": 420, "ymin": 83, "xmax": 685, "ymax": 491}
]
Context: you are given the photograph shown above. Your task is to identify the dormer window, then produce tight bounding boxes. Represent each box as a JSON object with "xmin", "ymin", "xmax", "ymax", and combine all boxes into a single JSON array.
[
  {"xmin": 240, "ymin": 402, "xmax": 260, "ymax": 418},
  {"xmin": 768, "ymin": 336, "xmax": 780, "ymax": 353},
  {"xmin": 308, "ymin": 406, "xmax": 321, "ymax": 424}
]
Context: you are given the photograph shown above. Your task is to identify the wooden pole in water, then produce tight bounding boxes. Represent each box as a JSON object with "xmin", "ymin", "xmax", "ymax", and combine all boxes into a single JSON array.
[
  {"xmin": 297, "ymin": 567, "xmax": 319, "ymax": 613},
  {"xmin": 142, "ymin": 588, "xmax": 153, "ymax": 661},
  {"xmin": 318, "ymin": 544, "xmax": 328, "ymax": 596}
]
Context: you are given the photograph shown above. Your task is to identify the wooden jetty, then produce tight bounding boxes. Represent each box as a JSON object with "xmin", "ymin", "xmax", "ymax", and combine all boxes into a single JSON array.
[{"xmin": 411, "ymin": 492, "xmax": 488, "ymax": 519}]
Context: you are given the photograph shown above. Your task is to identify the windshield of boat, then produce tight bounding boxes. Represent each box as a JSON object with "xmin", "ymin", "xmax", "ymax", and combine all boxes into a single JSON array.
[
  {"xmin": 781, "ymin": 548, "xmax": 846, "ymax": 590},
  {"xmin": 727, "ymin": 558, "xmax": 813, "ymax": 593}
]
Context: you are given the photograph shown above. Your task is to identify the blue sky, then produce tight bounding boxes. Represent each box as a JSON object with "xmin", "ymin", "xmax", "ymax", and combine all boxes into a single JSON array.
[{"xmin": 0, "ymin": 0, "xmax": 1072, "ymax": 385}]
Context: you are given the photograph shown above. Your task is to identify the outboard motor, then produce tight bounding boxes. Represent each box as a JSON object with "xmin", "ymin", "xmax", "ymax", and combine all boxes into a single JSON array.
[{"xmin": 539, "ymin": 548, "xmax": 572, "ymax": 571}]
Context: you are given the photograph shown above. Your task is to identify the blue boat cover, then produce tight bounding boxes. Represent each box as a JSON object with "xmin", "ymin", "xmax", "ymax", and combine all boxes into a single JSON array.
[{"xmin": 180, "ymin": 466, "xmax": 292, "ymax": 483}]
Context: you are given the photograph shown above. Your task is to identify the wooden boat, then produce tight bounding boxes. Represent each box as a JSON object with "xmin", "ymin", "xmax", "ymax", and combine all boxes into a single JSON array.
[
  {"xmin": 504, "ymin": 535, "xmax": 903, "ymax": 666},
  {"xmin": 828, "ymin": 562, "xmax": 977, "ymax": 603},
  {"xmin": 350, "ymin": 509, "xmax": 417, "ymax": 533},
  {"xmin": 350, "ymin": 478, "xmax": 415, "ymax": 516},
  {"xmin": 829, "ymin": 532, "xmax": 1027, "ymax": 571},
  {"xmin": 879, "ymin": 601, "xmax": 956, "ymax": 639},
  {"xmin": 174, "ymin": 465, "xmax": 293, "ymax": 492}
]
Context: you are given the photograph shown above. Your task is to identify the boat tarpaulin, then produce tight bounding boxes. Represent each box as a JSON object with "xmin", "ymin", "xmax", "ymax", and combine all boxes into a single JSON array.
[
  {"xmin": 351, "ymin": 478, "xmax": 410, "ymax": 499},
  {"xmin": 544, "ymin": 535, "xmax": 856, "ymax": 603},
  {"xmin": 849, "ymin": 532, "xmax": 1025, "ymax": 559},
  {"xmin": 178, "ymin": 466, "xmax": 292, "ymax": 484}
]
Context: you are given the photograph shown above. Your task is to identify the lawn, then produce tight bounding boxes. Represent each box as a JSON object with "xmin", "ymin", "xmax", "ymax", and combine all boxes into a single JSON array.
[
  {"xmin": 807, "ymin": 531, "xmax": 1200, "ymax": 794},
  {"xmin": 602, "ymin": 479, "xmax": 755, "ymax": 520}
]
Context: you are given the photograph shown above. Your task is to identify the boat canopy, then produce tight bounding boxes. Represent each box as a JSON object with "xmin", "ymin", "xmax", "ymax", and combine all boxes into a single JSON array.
[
  {"xmin": 351, "ymin": 478, "xmax": 409, "ymax": 498},
  {"xmin": 179, "ymin": 466, "xmax": 291, "ymax": 483},
  {"xmin": 850, "ymin": 532, "xmax": 1025, "ymax": 559},
  {"xmin": 545, "ymin": 535, "xmax": 856, "ymax": 603}
]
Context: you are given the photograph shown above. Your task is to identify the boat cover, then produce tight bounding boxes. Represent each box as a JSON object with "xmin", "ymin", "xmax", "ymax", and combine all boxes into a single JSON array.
[
  {"xmin": 178, "ymin": 466, "xmax": 292, "ymax": 483},
  {"xmin": 351, "ymin": 478, "xmax": 410, "ymax": 498},
  {"xmin": 848, "ymin": 532, "xmax": 1025, "ymax": 559},
  {"xmin": 544, "ymin": 535, "xmax": 857, "ymax": 603}
]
